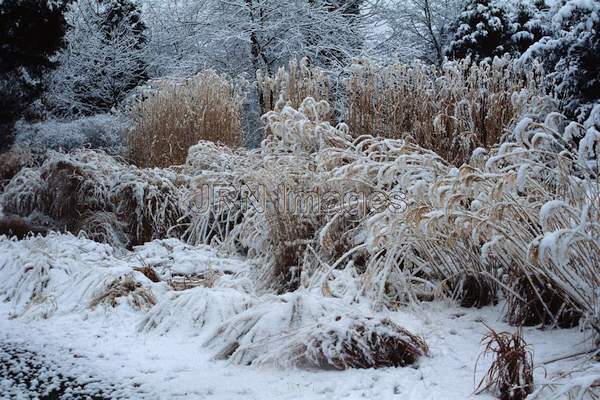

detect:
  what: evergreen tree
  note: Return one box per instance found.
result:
[551,1,600,121]
[510,0,550,55]
[0,0,69,151]
[446,0,513,62]
[522,0,600,121]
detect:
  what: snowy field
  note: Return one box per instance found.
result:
[0,234,596,400]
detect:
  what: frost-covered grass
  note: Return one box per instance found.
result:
[0,234,594,399]
[0,146,38,190]
[206,291,428,369]
[2,150,187,248]
[176,96,600,341]
[0,234,139,319]
[256,56,543,166]
[2,95,598,337]
[257,58,331,117]
[127,71,245,168]
[346,55,545,165]
[0,234,430,373]
[0,231,598,397]
[1,79,599,396]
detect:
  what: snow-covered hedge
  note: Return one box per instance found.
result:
[14,114,127,154]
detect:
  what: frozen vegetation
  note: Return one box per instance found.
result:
[1,94,599,398]
[1,0,599,399]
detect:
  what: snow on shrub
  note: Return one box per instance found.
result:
[14,114,126,154]
[508,0,550,55]
[446,0,513,62]
[521,0,600,122]
[206,291,428,369]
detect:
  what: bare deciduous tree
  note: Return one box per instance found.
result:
[366,0,464,65]
[46,0,148,116]
[143,0,364,77]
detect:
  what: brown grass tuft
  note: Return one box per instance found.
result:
[90,273,157,311]
[134,265,160,283]
[2,150,187,248]
[207,293,428,369]
[304,316,429,370]
[476,325,534,400]
[507,275,582,329]
[447,273,498,309]
[127,70,245,168]
[40,159,100,223]
[267,204,318,293]
[0,146,37,189]
[257,58,330,116]
[74,211,129,248]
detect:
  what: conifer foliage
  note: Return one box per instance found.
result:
[0,0,69,151]
[547,0,600,121]
[446,0,513,61]
[518,0,600,122]
[510,0,550,54]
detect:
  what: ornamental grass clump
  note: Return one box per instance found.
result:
[127,70,244,168]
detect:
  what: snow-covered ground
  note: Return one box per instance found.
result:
[0,234,596,400]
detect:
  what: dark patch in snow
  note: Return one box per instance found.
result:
[0,342,150,399]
